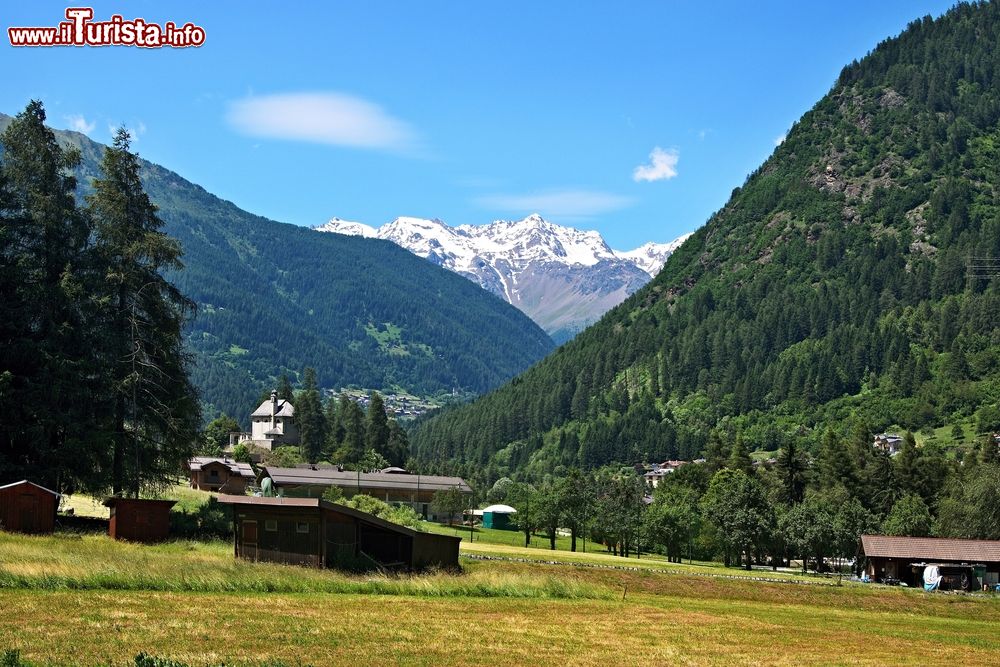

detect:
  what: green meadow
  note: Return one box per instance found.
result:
[2,532,999,666]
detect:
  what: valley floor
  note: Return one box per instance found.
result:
[2,533,999,665]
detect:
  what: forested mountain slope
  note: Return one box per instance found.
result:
[0,116,555,423]
[412,2,1000,481]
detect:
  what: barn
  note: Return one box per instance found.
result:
[218,494,461,570]
[0,480,59,534]
[860,534,1000,590]
[104,497,176,543]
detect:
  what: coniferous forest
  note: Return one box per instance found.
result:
[410,2,1000,540]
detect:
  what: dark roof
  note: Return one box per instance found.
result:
[0,480,60,497]
[217,494,461,542]
[259,466,473,493]
[188,457,255,478]
[103,497,177,509]
[861,535,1000,562]
[251,399,294,418]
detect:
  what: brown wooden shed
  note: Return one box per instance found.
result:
[0,480,60,534]
[218,495,461,570]
[103,497,176,543]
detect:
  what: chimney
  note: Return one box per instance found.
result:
[270,389,278,429]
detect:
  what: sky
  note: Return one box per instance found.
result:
[1,1,959,250]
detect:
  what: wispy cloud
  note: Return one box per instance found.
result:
[107,120,147,140]
[227,92,417,152]
[775,133,786,146]
[632,146,679,183]
[475,189,633,219]
[65,114,95,135]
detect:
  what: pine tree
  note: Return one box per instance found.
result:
[385,420,410,467]
[277,373,295,402]
[0,100,97,490]
[88,127,200,494]
[338,398,366,463]
[775,439,808,504]
[366,391,390,456]
[295,367,326,462]
[728,433,753,475]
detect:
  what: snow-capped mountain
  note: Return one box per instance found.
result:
[315,214,690,342]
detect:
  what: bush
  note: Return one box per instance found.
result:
[343,494,423,530]
[170,497,232,540]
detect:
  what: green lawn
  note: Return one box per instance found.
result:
[3,531,999,665]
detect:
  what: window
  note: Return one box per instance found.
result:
[209,469,219,479]
[296,521,309,534]
[264,519,277,532]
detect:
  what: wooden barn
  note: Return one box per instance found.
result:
[104,497,176,543]
[860,534,1000,590]
[0,480,59,534]
[218,495,461,570]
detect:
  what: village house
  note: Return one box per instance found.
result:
[257,466,472,521]
[186,457,256,493]
[643,460,688,488]
[227,390,300,452]
[860,534,1000,591]
[873,433,904,456]
[218,494,461,570]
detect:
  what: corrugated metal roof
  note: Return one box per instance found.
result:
[0,480,60,497]
[250,399,294,418]
[861,534,1000,562]
[259,466,472,493]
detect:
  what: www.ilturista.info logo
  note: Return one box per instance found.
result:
[8,7,205,48]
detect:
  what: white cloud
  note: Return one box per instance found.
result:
[632,146,679,183]
[226,92,416,152]
[107,121,147,141]
[775,133,786,146]
[475,189,632,219]
[65,114,95,135]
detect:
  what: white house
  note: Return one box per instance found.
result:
[247,390,299,450]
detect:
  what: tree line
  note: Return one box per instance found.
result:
[0,101,199,494]
[485,427,1000,570]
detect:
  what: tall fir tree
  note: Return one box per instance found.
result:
[0,100,102,490]
[88,127,200,494]
[366,391,390,457]
[295,367,326,462]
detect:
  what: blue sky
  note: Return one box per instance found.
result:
[2,1,957,249]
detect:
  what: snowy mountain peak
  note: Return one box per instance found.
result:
[315,214,691,341]
[615,232,694,277]
[315,217,378,238]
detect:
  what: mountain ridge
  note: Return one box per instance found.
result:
[0,112,556,423]
[316,214,690,341]
[409,1,1000,485]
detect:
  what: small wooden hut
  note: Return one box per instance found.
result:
[0,480,60,534]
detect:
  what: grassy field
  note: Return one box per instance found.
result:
[2,532,1000,665]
